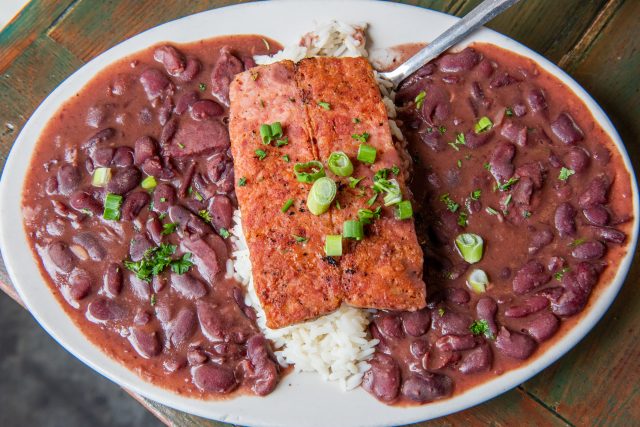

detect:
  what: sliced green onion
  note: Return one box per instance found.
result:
[352,132,370,143]
[294,160,325,183]
[382,179,402,206]
[328,151,354,177]
[348,176,364,188]
[259,124,272,144]
[343,220,364,240]
[395,200,413,220]
[270,122,283,139]
[141,175,157,190]
[307,177,337,215]
[281,198,294,213]
[415,91,426,109]
[103,193,123,221]
[255,149,267,160]
[317,101,331,110]
[357,143,377,164]
[92,167,112,187]
[366,193,378,206]
[357,207,381,224]
[455,233,484,264]
[467,269,489,294]
[474,116,493,133]
[324,235,343,256]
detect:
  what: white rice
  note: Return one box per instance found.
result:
[228,21,409,391]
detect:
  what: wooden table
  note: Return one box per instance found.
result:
[1,1,638,425]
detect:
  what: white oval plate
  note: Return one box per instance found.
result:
[0,1,638,426]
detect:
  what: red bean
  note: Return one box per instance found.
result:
[85,127,115,147]
[528,229,553,255]
[458,343,492,374]
[438,47,481,73]
[178,57,201,82]
[191,100,224,120]
[420,84,451,125]
[57,164,81,196]
[464,129,493,149]
[152,183,176,213]
[504,296,549,318]
[121,191,150,221]
[410,340,430,358]
[489,141,516,184]
[490,72,519,88]
[207,195,233,231]
[112,147,134,167]
[170,273,207,300]
[168,308,197,347]
[432,309,472,336]
[175,91,199,115]
[246,335,279,396]
[153,45,186,76]
[72,232,106,261]
[192,363,238,393]
[590,226,626,244]
[134,136,158,164]
[67,269,92,301]
[564,147,590,172]
[550,112,584,145]
[513,260,551,294]
[129,275,151,301]
[128,327,162,358]
[526,88,548,113]
[578,175,610,208]
[402,309,431,337]
[554,202,577,237]
[129,233,154,262]
[69,191,102,215]
[362,353,401,402]
[583,204,609,226]
[444,287,470,305]
[47,241,76,272]
[91,147,115,167]
[495,327,537,359]
[197,301,225,342]
[146,216,163,245]
[104,263,123,297]
[476,297,498,337]
[401,373,452,403]
[210,46,244,106]
[522,311,559,342]
[435,334,476,351]
[86,298,127,323]
[500,121,527,147]
[139,68,170,100]
[184,236,221,281]
[106,166,141,195]
[375,314,404,338]
[572,241,605,260]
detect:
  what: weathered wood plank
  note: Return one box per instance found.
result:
[522,1,640,424]
[0,0,77,72]
[0,34,83,170]
[47,0,253,63]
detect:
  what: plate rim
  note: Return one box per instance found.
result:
[0,1,638,426]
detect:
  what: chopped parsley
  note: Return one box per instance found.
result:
[198,210,212,223]
[351,132,370,143]
[293,234,308,243]
[391,165,400,175]
[569,238,586,247]
[366,193,378,206]
[440,193,459,213]
[349,176,364,188]
[483,162,492,171]
[352,117,361,124]
[123,243,193,281]
[469,319,493,339]
[255,149,267,160]
[497,177,519,191]
[449,132,466,151]
[438,125,447,135]
[238,177,247,187]
[471,189,482,200]
[282,154,290,162]
[317,101,331,110]
[218,228,230,239]
[414,91,426,109]
[457,211,468,227]
[198,83,206,92]
[558,167,576,181]
[438,307,445,317]
[161,222,178,235]
[474,116,493,133]
[505,107,514,117]
[554,267,570,281]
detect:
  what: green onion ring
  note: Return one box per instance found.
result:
[327,151,354,177]
[307,177,336,215]
[294,161,325,183]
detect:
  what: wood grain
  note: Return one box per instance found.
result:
[0,0,638,426]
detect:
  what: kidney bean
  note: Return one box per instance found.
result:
[187,347,208,366]
[464,129,493,149]
[152,183,175,213]
[432,309,471,336]
[513,260,551,294]
[410,340,430,358]
[401,373,452,403]
[552,262,598,316]
[157,95,174,126]
[85,105,110,129]
[420,84,451,125]
[245,335,279,396]
[139,107,153,125]
[554,202,577,237]
[168,308,197,347]
[170,273,207,300]
[179,57,201,82]
[168,205,210,236]
[106,166,141,195]
[547,256,565,273]
[128,327,162,358]
[495,327,537,359]
[445,287,470,305]
[205,195,232,231]
[572,241,605,260]
[139,68,170,100]
[192,363,238,393]
[160,117,179,146]
[550,112,584,145]
[91,147,114,167]
[129,234,153,263]
[437,47,481,73]
[133,136,157,164]
[47,241,76,272]
[426,349,459,370]
[592,145,611,165]
[134,310,151,326]
[375,314,404,339]
[45,176,58,194]
[458,343,492,374]
[175,91,199,115]
[476,297,498,337]
[583,205,609,226]
[504,296,549,318]
[500,121,527,147]
[362,353,401,402]
[141,157,163,178]
[197,301,226,342]
[210,46,244,106]
[67,269,92,301]
[401,309,431,337]
[578,175,610,208]
[435,334,476,352]
[512,177,533,206]
[564,147,590,173]
[191,100,224,120]
[491,72,519,88]
[528,229,553,255]
[489,142,516,184]
[121,191,150,221]
[112,147,133,167]
[526,87,548,113]
[72,233,106,261]
[523,311,560,342]
[104,263,123,297]
[69,191,102,215]
[154,45,186,76]
[184,236,221,281]
[146,217,163,246]
[129,275,151,301]
[57,164,81,196]
[590,226,626,244]
[86,298,126,323]
[85,128,116,147]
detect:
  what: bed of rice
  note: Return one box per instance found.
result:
[226,21,406,391]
